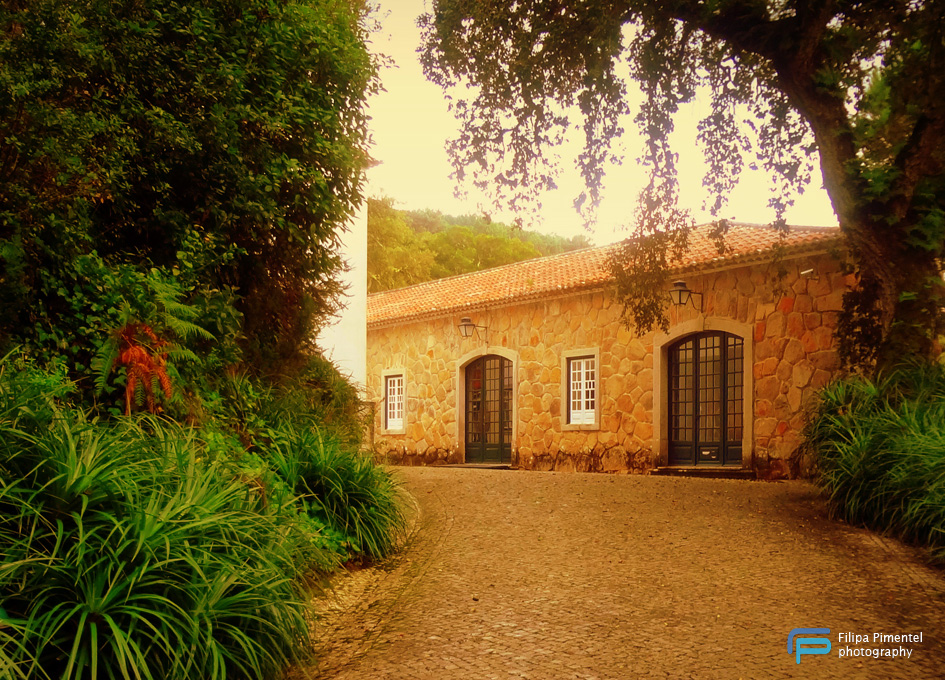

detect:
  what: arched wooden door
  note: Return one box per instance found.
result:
[465,355,512,464]
[668,332,744,466]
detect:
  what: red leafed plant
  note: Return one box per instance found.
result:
[112,323,173,415]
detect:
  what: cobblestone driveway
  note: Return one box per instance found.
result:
[295,467,945,679]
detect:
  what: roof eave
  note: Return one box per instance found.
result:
[366,240,842,330]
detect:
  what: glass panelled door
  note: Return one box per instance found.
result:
[465,355,512,464]
[669,333,743,466]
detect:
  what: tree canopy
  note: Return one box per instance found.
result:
[367,197,591,292]
[0,0,375,381]
[421,0,945,369]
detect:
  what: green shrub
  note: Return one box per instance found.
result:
[0,353,72,432]
[0,352,406,678]
[262,422,405,561]
[200,354,367,449]
[258,354,369,448]
[0,404,318,678]
[804,361,945,559]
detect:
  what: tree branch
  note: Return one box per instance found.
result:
[890,114,945,221]
[649,1,861,228]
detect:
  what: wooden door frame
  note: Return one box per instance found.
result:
[457,347,518,464]
[653,318,753,469]
[667,331,744,466]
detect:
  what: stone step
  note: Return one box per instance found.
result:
[442,463,512,470]
[650,466,757,480]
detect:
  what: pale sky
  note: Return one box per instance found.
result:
[365,0,839,246]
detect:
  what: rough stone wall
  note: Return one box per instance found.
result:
[366,253,849,476]
[368,314,463,466]
[739,258,849,477]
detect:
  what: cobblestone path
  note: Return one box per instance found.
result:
[293,467,945,680]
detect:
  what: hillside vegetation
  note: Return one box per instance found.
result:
[367,197,591,293]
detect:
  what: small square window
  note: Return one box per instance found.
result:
[385,374,404,431]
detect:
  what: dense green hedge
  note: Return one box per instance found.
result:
[804,362,945,560]
[0,0,376,374]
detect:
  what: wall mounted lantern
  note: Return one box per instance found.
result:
[668,280,703,311]
[799,267,820,281]
[458,316,488,339]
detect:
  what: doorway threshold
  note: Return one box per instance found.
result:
[651,467,756,480]
[443,463,512,470]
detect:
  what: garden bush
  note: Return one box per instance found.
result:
[262,422,405,561]
[804,361,945,559]
[0,358,405,679]
[0,421,311,678]
[0,0,393,675]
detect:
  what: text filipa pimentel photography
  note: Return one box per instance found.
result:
[788,628,927,664]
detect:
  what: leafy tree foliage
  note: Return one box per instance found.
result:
[367,197,591,292]
[404,205,593,256]
[421,0,945,369]
[0,0,375,381]
[367,197,439,292]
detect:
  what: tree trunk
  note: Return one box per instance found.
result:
[796,95,944,371]
[839,218,944,371]
[873,241,943,370]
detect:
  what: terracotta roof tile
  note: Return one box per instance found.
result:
[367,222,839,327]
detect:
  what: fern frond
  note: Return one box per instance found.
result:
[91,339,120,393]
[125,371,139,407]
[135,324,162,346]
[108,321,179,415]
[160,297,201,319]
[146,375,157,411]
[165,346,200,363]
[157,369,172,400]
[120,345,151,368]
[163,316,214,341]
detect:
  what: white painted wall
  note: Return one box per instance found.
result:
[317,204,367,393]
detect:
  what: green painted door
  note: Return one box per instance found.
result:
[465,355,512,464]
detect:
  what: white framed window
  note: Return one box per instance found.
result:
[568,356,596,425]
[385,374,404,431]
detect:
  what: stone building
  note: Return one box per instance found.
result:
[366,222,847,477]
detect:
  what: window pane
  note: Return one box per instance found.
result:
[726,336,744,442]
[698,336,722,442]
[386,375,404,429]
[671,341,694,441]
[568,356,596,424]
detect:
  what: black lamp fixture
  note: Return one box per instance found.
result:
[668,280,703,311]
[458,316,487,338]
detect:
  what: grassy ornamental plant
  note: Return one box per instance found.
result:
[0,419,313,679]
[262,422,406,561]
[804,362,945,560]
[0,358,406,680]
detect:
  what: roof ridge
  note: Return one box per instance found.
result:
[714,221,838,232]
